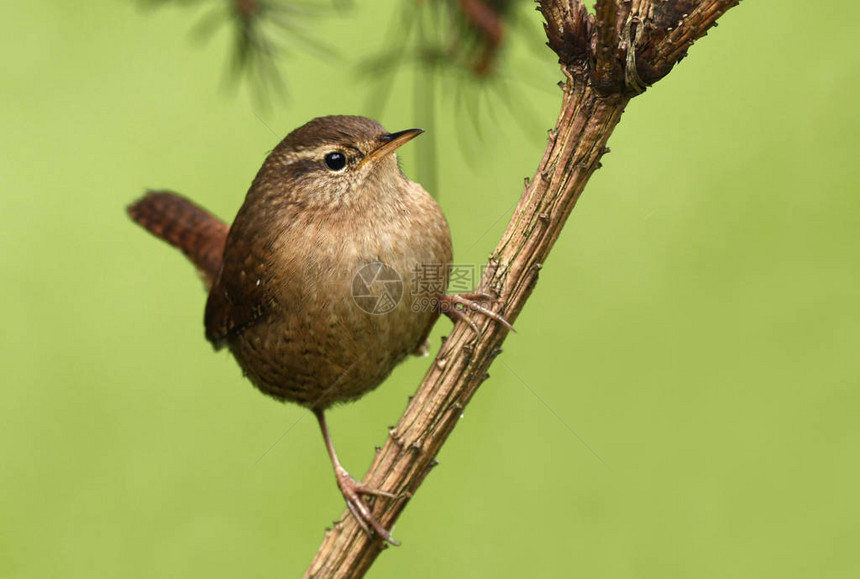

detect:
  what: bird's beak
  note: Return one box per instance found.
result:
[358,128,424,168]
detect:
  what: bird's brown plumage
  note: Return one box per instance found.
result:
[130,116,452,410]
[204,116,452,408]
[128,116,457,544]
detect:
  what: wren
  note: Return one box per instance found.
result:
[127,115,510,544]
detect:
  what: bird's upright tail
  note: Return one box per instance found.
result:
[127,191,229,289]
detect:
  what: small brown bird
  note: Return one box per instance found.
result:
[128,115,509,544]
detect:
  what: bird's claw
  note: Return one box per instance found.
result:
[437,292,514,334]
[335,468,400,546]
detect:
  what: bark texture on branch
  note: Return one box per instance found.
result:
[305,1,740,576]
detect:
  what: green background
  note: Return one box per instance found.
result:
[2,1,858,577]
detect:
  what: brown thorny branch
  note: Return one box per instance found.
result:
[305,1,740,576]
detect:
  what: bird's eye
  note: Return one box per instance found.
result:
[324,151,347,172]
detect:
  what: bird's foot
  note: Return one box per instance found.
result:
[437,292,514,334]
[334,467,400,546]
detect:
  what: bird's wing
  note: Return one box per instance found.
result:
[203,225,275,349]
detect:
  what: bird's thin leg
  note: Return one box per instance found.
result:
[437,292,514,334]
[313,409,400,546]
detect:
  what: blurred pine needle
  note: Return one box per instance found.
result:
[361,0,547,196]
[139,0,336,109]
